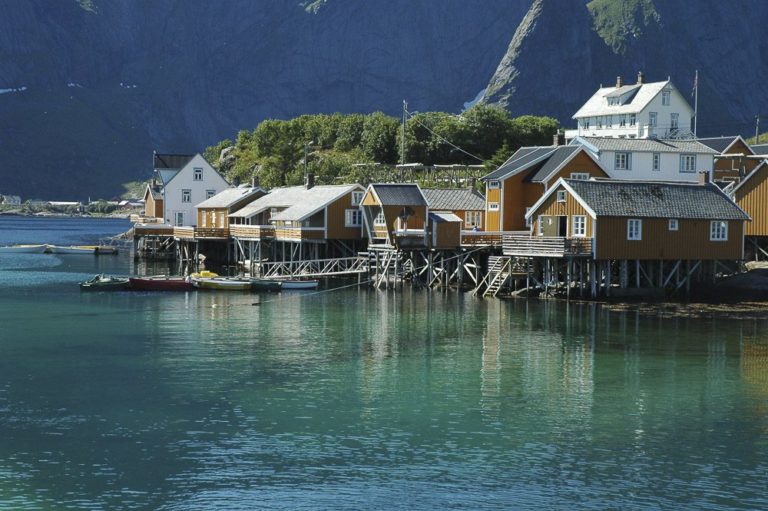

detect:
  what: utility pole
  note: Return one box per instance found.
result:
[755,116,760,144]
[693,69,698,138]
[401,100,407,166]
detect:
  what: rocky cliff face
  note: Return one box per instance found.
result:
[483,0,768,137]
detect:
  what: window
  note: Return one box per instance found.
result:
[206,189,216,199]
[570,172,590,180]
[583,118,590,130]
[669,219,678,231]
[629,113,636,126]
[606,115,613,128]
[627,219,642,240]
[525,207,532,228]
[680,154,696,173]
[193,168,203,181]
[488,202,500,211]
[597,116,603,129]
[662,90,671,106]
[374,211,386,225]
[710,221,728,241]
[465,211,482,229]
[608,97,619,106]
[649,112,657,127]
[351,191,364,205]
[653,153,660,171]
[556,190,566,203]
[488,180,500,190]
[615,152,632,171]
[619,114,627,127]
[572,216,586,237]
[345,209,362,227]
[182,189,191,203]
[671,113,679,130]
[175,212,184,226]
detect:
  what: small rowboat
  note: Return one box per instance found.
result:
[80,274,130,291]
[280,279,319,290]
[48,245,96,254]
[193,277,253,291]
[0,244,50,254]
[128,276,194,291]
[249,278,282,291]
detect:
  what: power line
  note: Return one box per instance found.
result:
[403,105,486,163]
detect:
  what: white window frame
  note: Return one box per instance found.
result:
[206,189,216,199]
[627,219,642,241]
[710,221,728,241]
[652,153,660,171]
[629,113,636,126]
[671,112,679,130]
[662,90,671,106]
[556,190,566,203]
[181,189,191,203]
[351,191,364,206]
[572,215,587,238]
[465,211,482,229]
[345,209,362,227]
[583,118,590,130]
[615,152,632,171]
[570,172,590,180]
[649,112,657,127]
[374,210,386,226]
[619,114,627,127]
[175,212,184,226]
[488,180,500,190]
[488,202,500,212]
[597,116,603,128]
[668,219,678,231]
[680,154,696,173]
[193,167,203,181]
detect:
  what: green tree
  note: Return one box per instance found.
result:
[360,112,399,163]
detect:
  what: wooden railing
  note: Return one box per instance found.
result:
[133,224,174,236]
[230,224,275,240]
[194,227,228,239]
[503,235,593,258]
[173,226,195,239]
[274,227,325,241]
[461,230,526,247]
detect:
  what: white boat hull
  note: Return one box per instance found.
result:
[0,244,50,254]
[48,245,96,254]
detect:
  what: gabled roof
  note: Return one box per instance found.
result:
[368,184,427,206]
[573,80,686,118]
[195,186,264,209]
[145,183,162,200]
[750,143,768,155]
[422,188,485,211]
[157,169,179,185]
[230,184,361,221]
[525,146,587,183]
[429,212,462,223]
[482,146,556,181]
[554,179,748,220]
[574,137,717,155]
[154,153,195,170]
[732,161,768,195]
[697,136,753,154]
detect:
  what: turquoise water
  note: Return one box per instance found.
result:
[1,217,767,510]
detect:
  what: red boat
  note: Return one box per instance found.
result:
[128,276,194,291]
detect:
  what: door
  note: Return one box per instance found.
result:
[175,212,184,226]
[558,216,568,236]
[538,215,557,236]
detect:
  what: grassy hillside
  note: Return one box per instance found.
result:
[587,0,661,54]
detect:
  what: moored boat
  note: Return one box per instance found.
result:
[128,275,194,291]
[80,274,130,291]
[279,279,319,290]
[48,245,96,254]
[192,277,253,291]
[0,244,50,254]
[249,278,282,291]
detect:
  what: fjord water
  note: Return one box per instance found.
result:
[1,217,767,510]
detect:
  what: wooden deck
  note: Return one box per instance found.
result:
[274,227,325,241]
[230,224,275,240]
[461,230,527,247]
[503,235,593,258]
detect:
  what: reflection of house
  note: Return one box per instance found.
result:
[422,187,485,230]
[360,183,429,248]
[145,153,229,226]
[569,73,694,139]
[522,176,748,261]
[698,136,758,181]
[482,145,607,232]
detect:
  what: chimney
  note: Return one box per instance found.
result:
[616,75,623,88]
[553,131,566,146]
[697,171,710,185]
[305,173,315,189]
[637,71,645,84]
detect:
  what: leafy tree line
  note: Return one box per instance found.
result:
[203,105,559,189]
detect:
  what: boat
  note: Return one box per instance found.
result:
[95,246,119,255]
[279,279,319,290]
[128,275,194,291]
[192,277,253,291]
[48,245,96,254]
[0,244,50,254]
[249,278,282,292]
[80,274,130,291]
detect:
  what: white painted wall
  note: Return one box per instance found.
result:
[597,150,714,182]
[161,154,230,226]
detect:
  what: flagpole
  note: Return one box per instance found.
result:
[693,70,698,137]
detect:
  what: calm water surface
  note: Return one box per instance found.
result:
[0,217,767,510]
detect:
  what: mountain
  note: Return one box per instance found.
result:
[482,0,768,138]
[1,0,767,200]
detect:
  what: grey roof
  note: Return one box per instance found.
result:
[370,184,427,206]
[429,212,462,223]
[422,188,485,211]
[565,179,748,220]
[195,186,263,209]
[154,153,195,170]
[697,136,748,154]
[751,143,768,155]
[604,83,641,99]
[577,137,718,154]
[157,169,179,185]
[230,184,360,220]
[146,184,162,200]
[526,146,583,183]
[732,161,768,195]
[483,146,556,180]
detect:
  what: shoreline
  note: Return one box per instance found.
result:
[0,210,132,219]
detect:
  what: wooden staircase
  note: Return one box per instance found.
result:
[473,256,511,297]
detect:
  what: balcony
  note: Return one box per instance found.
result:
[194,227,229,239]
[230,224,275,240]
[503,235,593,258]
[173,226,195,239]
[460,230,526,247]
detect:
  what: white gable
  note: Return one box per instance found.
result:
[160,154,230,226]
